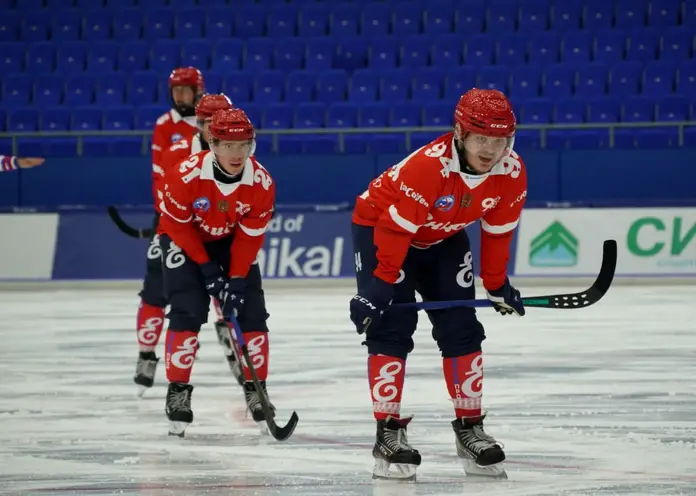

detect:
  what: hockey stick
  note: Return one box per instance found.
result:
[106,206,154,239]
[224,312,299,441]
[393,239,617,311]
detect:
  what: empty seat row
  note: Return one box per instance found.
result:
[2,97,693,135]
[4,127,696,159]
[3,64,694,109]
[3,2,693,42]
[3,29,695,76]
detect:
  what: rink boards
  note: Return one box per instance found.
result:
[0,207,694,281]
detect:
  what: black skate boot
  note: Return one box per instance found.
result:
[165,382,194,438]
[243,381,275,433]
[372,416,421,481]
[133,351,159,397]
[215,320,244,386]
[452,415,507,478]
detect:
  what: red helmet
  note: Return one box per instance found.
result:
[195,94,233,121]
[454,88,516,138]
[209,108,255,141]
[168,67,205,92]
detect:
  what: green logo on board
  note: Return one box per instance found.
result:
[529,221,578,267]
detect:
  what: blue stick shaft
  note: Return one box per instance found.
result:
[391,299,495,311]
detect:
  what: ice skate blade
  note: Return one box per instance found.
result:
[136,385,149,398]
[372,458,417,481]
[168,421,189,438]
[462,459,507,479]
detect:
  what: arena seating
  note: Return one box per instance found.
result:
[1,0,695,154]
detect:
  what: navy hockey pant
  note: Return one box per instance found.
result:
[138,213,167,308]
[352,224,485,360]
[158,234,270,333]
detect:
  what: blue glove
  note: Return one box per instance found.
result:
[220,277,247,319]
[200,261,227,300]
[350,277,394,334]
[486,278,525,316]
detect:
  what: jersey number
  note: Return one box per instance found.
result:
[254,167,273,190]
[179,156,201,183]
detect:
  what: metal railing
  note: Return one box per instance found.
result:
[0,121,692,155]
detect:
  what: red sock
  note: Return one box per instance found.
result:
[368,354,406,420]
[164,330,199,384]
[240,331,269,381]
[136,301,165,352]
[443,351,483,419]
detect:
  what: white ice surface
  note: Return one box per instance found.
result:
[0,284,695,495]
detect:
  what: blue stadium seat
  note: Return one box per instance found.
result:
[594,31,626,63]
[254,70,284,103]
[361,4,391,36]
[330,5,360,37]
[575,64,608,97]
[22,12,50,43]
[431,34,463,66]
[73,106,103,130]
[555,99,587,123]
[444,67,476,100]
[661,27,694,61]
[626,29,659,61]
[497,35,526,66]
[381,70,411,103]
[0,12,20,43]
[615,0,648,29]
[175,9,205,39]
[223,72,252,103]
[656,95,689,121]
[104,106,135,130]
[455,3,485,33]
[262,103,293,129]
[135,104,167,130]
[268,6,298,37]
[118,41,148,72]
[648,3,681,28]
[144,9,174,39]
[182,40,211,69]
[400,37,430,68]
[128,72,158,105]
[150,40,182,73]
[206,8,234,39]
[294,102,325,128]
[562,32,592,64]
[510,66,541,99]
[543,65,574,98]
[34,75,64,106]
[326,102,357,127]
[51,12,81,42]
[317,70,348,103]
[204,71,222,94]
[528,33,560,65]
[478,66,509,92]
[241,103,262,129]
[677,65,696,94]
[286,71,316,102]
[236,6,266,38]
[587,97,620,122]
[520,98,553,124]
[551,3,582,31]
[299,5,329,37]
[393,4,422,36]
[26,43,56,73]
[609,62,642,95]
[95,73,126,106]
[83,11,112,41]
[390,103,421,127]
[274,38,305,72]
[465,35,494,65]
[411,68,445,102]
[213,39,243,71]
[359,103,389,128]
[422,101,451,126]
[3,75,32,108]
[8,109,39,132]
[368,37,398,68]
[643,62,677,95]
[622,96,655,122]
[0,43,24,73]
[245,38,275,71]
[87,42,118,73]
[64,74,95,106]
[488,4,517,33]
[42,107,72,131]
[113,10,142,40]
[335,37,369,71]
[57,41,87,73]
[349,69,379,102]
[519,5,549,32]
[584,4,613,30]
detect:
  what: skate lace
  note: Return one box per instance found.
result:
[136,358,157,378]
[460,424,501,453]
[385,427,414,452]
[169,390,191,412]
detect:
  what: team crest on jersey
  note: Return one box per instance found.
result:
[218,200,230,212]
[170,133,184,144]
[460,193,473,208]
[193,196,210,212]
[434,195,455,212]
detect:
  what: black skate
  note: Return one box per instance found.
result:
[215,320,244,386]
[133,351,159,397]
[452,415,507,478]
[243,381,275,433]
[372,416,421,481]
[165,382,194,438]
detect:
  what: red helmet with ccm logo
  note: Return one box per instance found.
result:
[454,88,516,138]
[209,108,255,141]
[195,94,233,121]
[168,67,205,92]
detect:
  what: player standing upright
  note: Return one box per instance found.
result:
[157,108,276,437]
[133,67,205,396]
[350,88,527,480]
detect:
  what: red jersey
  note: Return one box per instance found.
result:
[158,150,275,278]
[151,109,198,209]
[352,133,528,291]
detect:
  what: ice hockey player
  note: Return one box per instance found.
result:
[1,155,45,171]
[133,67,205,396]
[157,108,276,437]
[349,88,527,481]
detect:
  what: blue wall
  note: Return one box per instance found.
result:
[2,149,696,209]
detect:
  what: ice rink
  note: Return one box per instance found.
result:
[1,282,695,496]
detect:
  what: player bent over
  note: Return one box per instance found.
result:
[350,88,527,480]
[157,108,276,437]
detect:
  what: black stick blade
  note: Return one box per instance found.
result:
[107,206,153,239]
[268,411,299,442]
[522,239,617,309]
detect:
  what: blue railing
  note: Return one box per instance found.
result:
[0,121,693,155]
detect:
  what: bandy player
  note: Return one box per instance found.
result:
[1,155,45,172]
[157,108,276,437]
[350,88,527,480]
[133,67,205,395]
[133,93,247,394]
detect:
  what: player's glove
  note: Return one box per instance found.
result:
[350,277,394,334]
[200,262,227,301]
[220,277,247,319]
[486,278,525,316]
